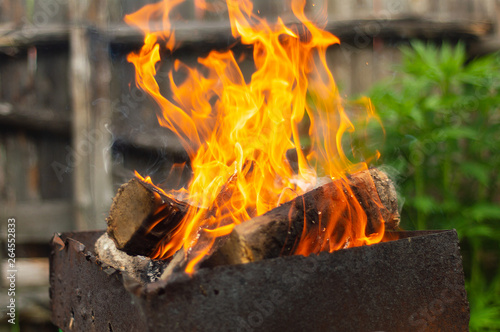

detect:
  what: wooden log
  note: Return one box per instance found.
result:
[159,172,240,280]
[107,170,239,259]
[161,168,400,277]
[205,168,400,267]
[106,177,189,257]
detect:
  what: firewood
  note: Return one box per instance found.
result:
[106,177,189,257]
[205,168,400,267]
[159,172,239,280]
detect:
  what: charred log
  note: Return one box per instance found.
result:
[106,177,189,257]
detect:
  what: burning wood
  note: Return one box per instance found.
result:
[206,168,400,267]
[107,0,403,275]
[105,167,398,277]
[156,168,400,276]
[106,171,238,258]
[106,177,189,257]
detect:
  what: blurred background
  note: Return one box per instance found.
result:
[0,0,499,330]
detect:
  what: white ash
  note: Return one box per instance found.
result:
[94,233,165,283]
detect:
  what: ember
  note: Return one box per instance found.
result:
[117,0,388,273]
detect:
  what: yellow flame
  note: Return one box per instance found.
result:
[126,0,383,273]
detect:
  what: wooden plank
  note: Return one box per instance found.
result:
[0,15,493,52]
[327,44,352,97]
[0,47,71,134]
[469,35,500,57]
[481,0,498,21]
[355,0,374,18]
[89,1,114,230]
[327,18,493,40]
[0,0,12,24]
[108,50,179,152]
[0,130,71,202]
[328,0,353,21]
[31,0,68,25]
[0,129,74,247]
[405,0,428,15]
[38,134,73,200]
[3,132,40,202]
[469,0,500,55]
[1,258,49,287]
[69,0,93,230]
[0,104,70,135]
[0,200,74,242]
[35,47,71,113]
[107,17,494,47]
[107,0,160,24]
[0,0,27,26]
[0,24,69,49]
[68,0,113,230]
[0,0,495,50]
[372,41,401,82]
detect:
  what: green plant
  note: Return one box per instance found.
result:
[367,40,500,330]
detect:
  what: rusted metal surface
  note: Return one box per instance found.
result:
[50,231,145,332]
[50,230,469,331]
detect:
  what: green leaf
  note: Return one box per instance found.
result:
[468,272,500,331]
[421,95,442,112]
[465,204,500,222]
[412,195,438,214]
[456,223,497,239]
[439,41,466,79]
[432,127,479,141]
[470,305,500,331]
[408,106,425,127]
[459,162,490,186]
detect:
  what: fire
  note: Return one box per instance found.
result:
[125,0,383,273]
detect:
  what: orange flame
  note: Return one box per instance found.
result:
[125,0,383,273]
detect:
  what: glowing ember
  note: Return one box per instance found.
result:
[125,0,383,273]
